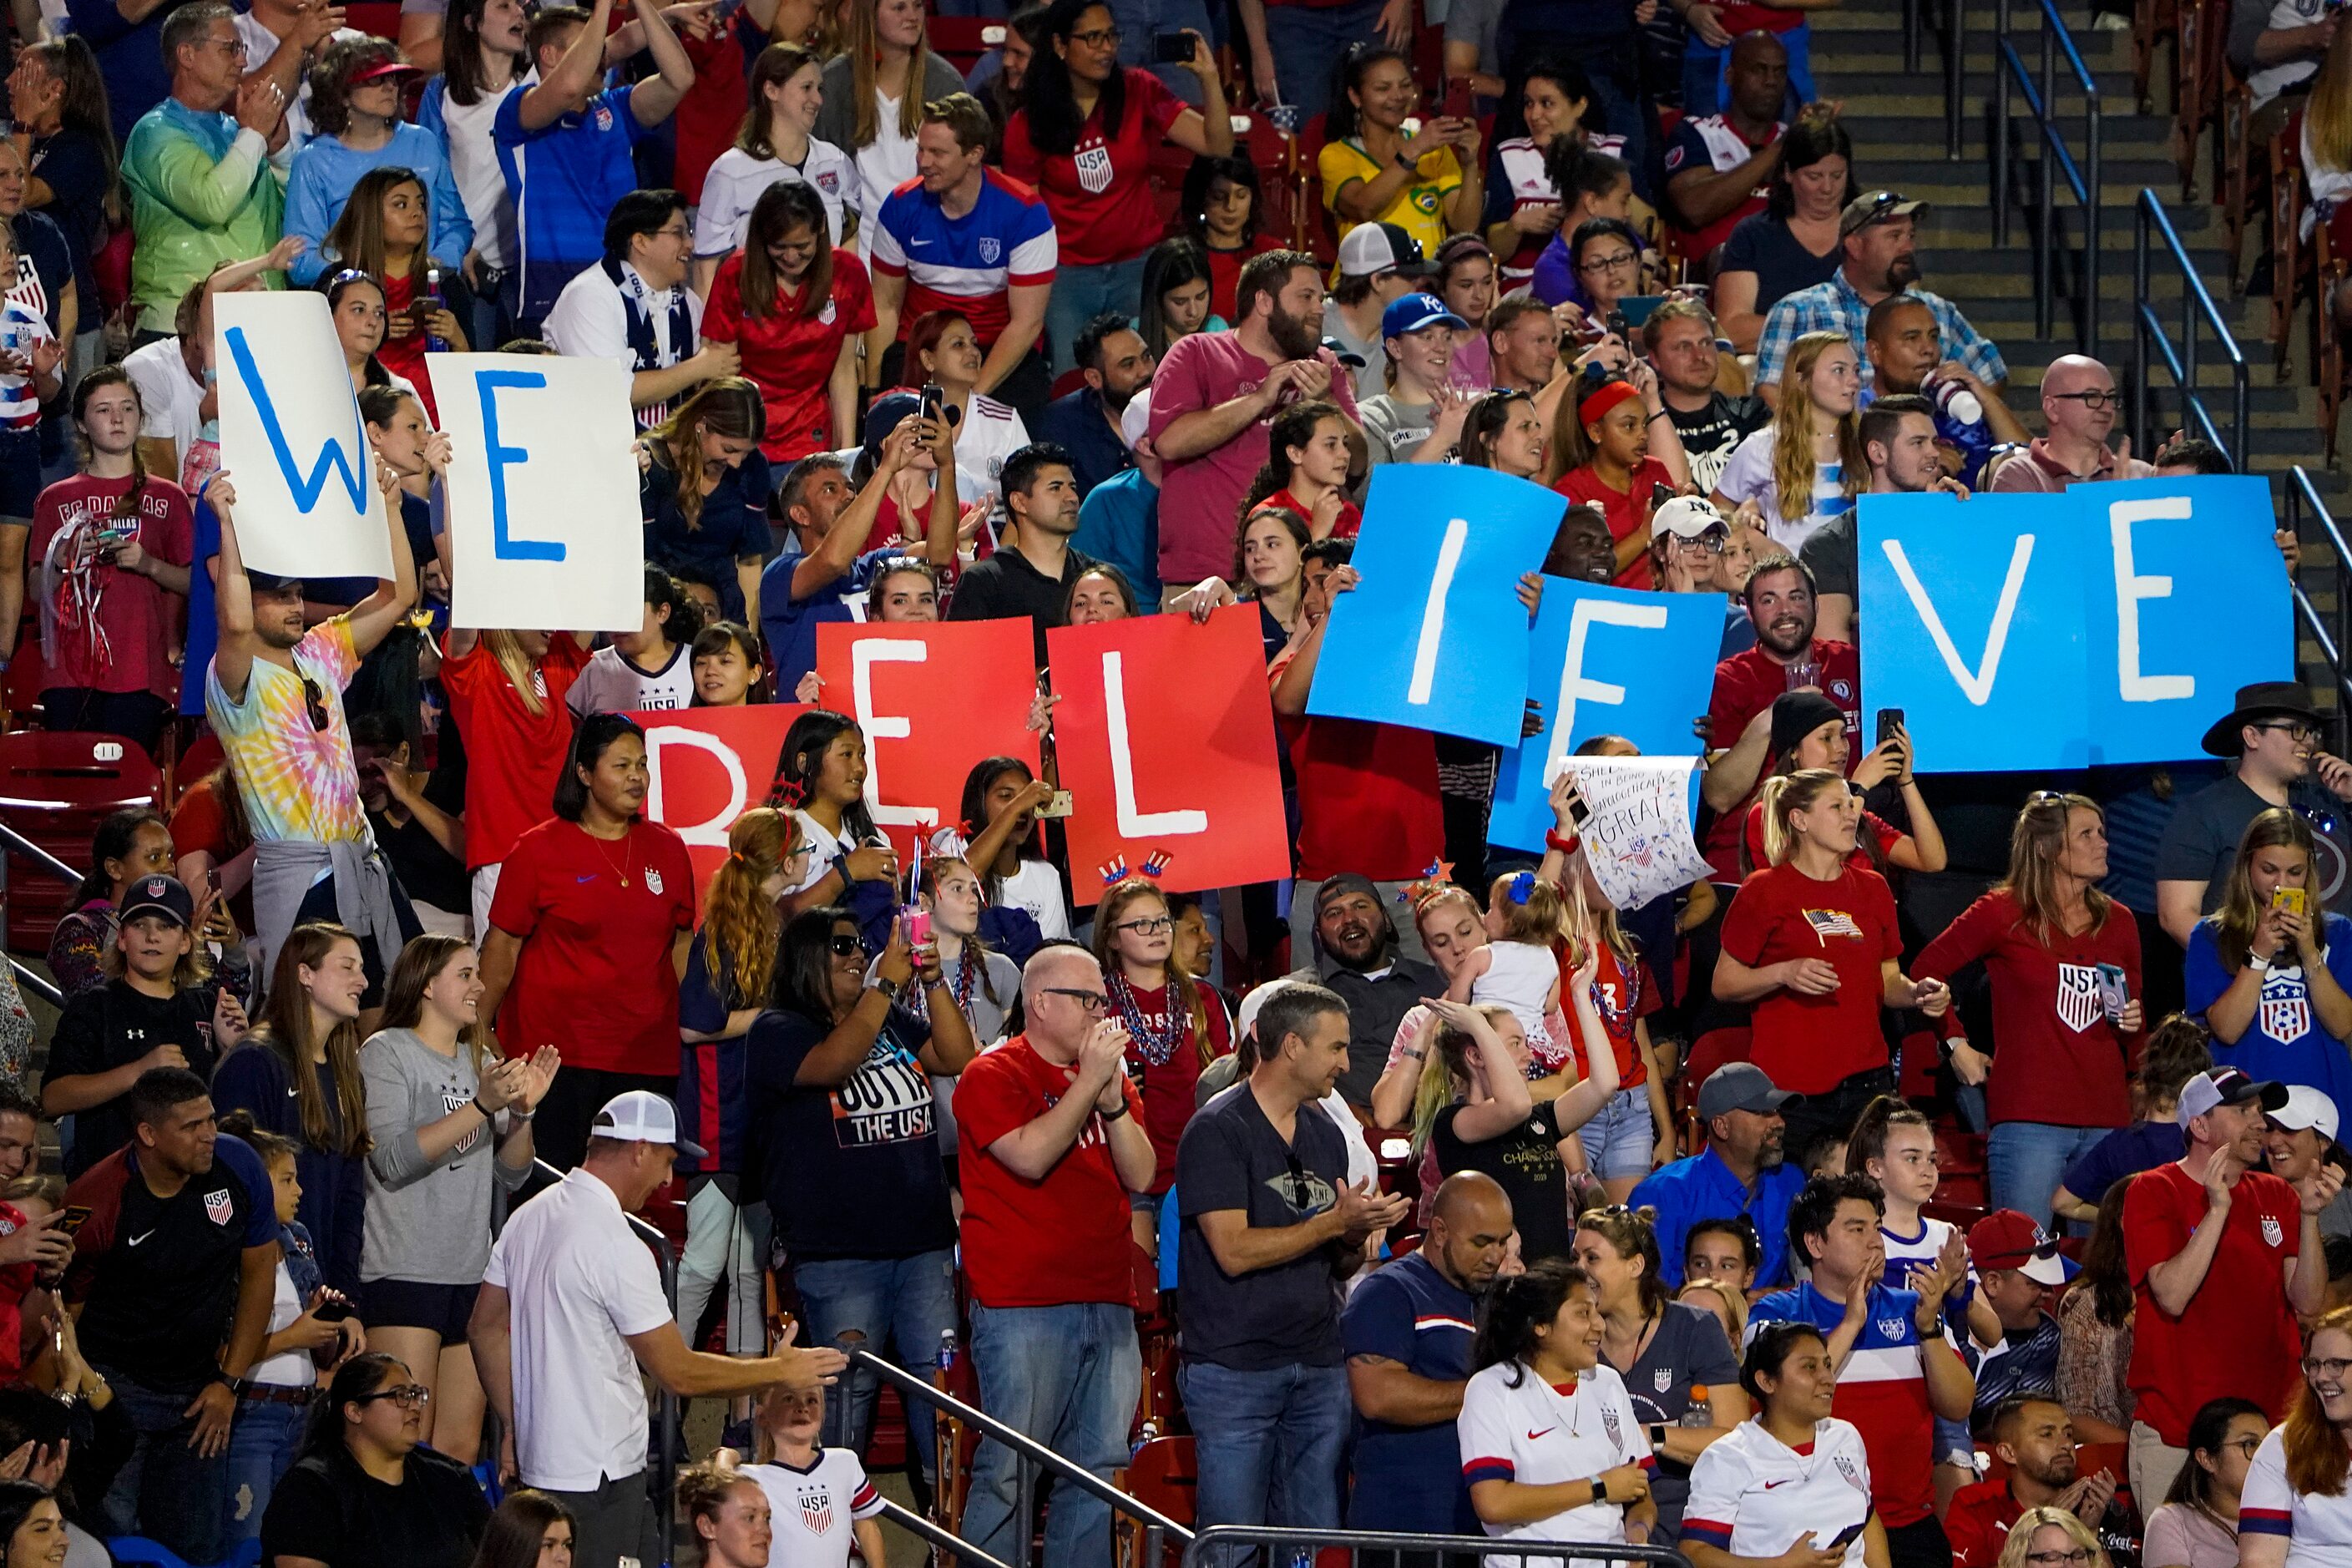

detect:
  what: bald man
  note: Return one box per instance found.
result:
[1341,1172,1515,1535]
[1988,354,2157,491]
[953,944,1157,1568]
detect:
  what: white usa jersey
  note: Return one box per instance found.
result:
[1458,1359,1655,1568]
[743,1452,885,1568]
[948,392,1031,500]
[1685,1418,1874,1567]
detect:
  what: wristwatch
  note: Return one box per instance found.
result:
[1647,1423,1668,1454]
[1395,150,1418,172]
[1589,1479,1609,1507]
[872,974,904,1004]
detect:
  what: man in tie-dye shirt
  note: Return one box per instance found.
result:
[203,464,422,999]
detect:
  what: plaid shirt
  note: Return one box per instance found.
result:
[1754,271,2007,392]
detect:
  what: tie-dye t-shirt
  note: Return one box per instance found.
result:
[205,618,367,844]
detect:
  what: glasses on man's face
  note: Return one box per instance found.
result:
[2256,720,2322,744]
[2049,389,2118,411]
[1070,25,1121,45]
[1042,986,1108,1013]
[1578,250,1639,276]
[1115,915,1175,935]
[2024,1552,2093,1567]
[301,677,329,733]
[2305,1355,2352,1381]
[205,33,249,55]
[357,1384,432,1409]
[827,933,865,958]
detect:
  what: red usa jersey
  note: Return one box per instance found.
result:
[1458,1360,1654,1565]
[742,1452,884,1567]
[1684,1417,1874,1567]
[870,169,1058,348]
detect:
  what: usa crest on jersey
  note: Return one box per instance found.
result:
[205,1191,234,1226]
[979,236,1002,264]
[2053,963,2102,1033]
[2263,968,2313,1042]
[645,868,665,896]
[1655,1368,1673,1393]
[797,1487,833,1535]
[1075,138,1114,194]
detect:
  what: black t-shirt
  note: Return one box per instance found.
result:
[745,1005,955,1260]
[1434,1099,1574,1262]
[63,1133,277,1388]
[945,544,1095,664]
[1800,512,1858,603]
[1720,212,1844,320]
[1176,1085,1352,1371]
[1670,392,1770,497]
[27,130,104,314]
[8,210,70,338]
[371,807,470,918]
[260,1445,491,1568]
[43,979,222,1178]
[2157,774,2352,915]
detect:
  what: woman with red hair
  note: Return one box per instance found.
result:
[2238,1303,2352,1568]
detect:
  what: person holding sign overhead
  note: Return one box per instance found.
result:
[205,455,422,999]
[1712,769,1950,1154]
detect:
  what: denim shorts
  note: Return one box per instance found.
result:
[1582,1085,1657,1180]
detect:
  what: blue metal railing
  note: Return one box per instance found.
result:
[1902,0,1965,159]
[1990,0,2102,349]
[2130,188,2249,472]
[2286,464,2352,752]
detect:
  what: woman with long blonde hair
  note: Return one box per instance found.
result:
[361,933,555,1462]
[814,0,963,245]
[642,378,771,625]
[1913,789,2142,1222]
[1710,330,1864,553]
[2186,807,2352,1120]
[213,923,376,1295]
[1093,874,1232,1252]
[677,808,805,1363]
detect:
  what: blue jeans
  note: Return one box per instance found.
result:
[1679,24,1815,118]
[960,1302,1143,1568]
[792,1249,958,1484]
[94,1368,228,1565]
[1989,1120,2112,1227]
[222,1398,309,1545]
[1262,0,1383,119]
[1044,255,1151,374]
[1178,1359,1351,1535]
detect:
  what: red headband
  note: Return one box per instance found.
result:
[1578,379,1642,428]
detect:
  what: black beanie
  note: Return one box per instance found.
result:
[1770,690,1848,759]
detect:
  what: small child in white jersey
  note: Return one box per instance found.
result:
[732,1383,887,1568]
[0,223,61,527]
[1453,869,1565,1043]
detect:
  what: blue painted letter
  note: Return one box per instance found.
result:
[225,326,369,513]
[478,369,563,562]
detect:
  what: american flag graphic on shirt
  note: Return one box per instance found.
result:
[1803,908,1864,940]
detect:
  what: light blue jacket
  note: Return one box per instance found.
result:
[282,122,473,286]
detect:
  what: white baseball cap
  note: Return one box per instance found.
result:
[2270,1083,2342,1141]
[593,1090,706,1159]
[1121,386,1153,452]
[1653,495,1728,541]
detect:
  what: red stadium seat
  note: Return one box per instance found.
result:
[928,15,994,75]
[346,1,400,38]
[0,731,159,953]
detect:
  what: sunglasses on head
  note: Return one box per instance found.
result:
[301,677,329,732]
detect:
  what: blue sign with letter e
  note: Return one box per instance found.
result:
[1489,576,1725,852]
[1304,464,1560,746]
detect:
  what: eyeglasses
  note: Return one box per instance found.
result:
[827,933,865,957]
[301,677,329,733]
[1577,250,1639,275]
[2255,720,2322,744]
[1849,190,1908,226]
[1069,25,1121,45]
[2024,1552,2093,1566]
[2048,389,2119,411]
[1114,915,1175,935]
[2305,1356,2352,1380]
[2222,1436,2264,1457]
[202,33,248,55]
[1041,987,1108,1012]
[356,1384,432,1409]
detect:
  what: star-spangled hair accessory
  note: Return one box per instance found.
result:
[1140,848,1173,880]
[1397,859,1456,902]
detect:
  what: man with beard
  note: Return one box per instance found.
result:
[1805,393,1968,643]
[2157,681,2352,944]
[1697,553,1859,877]
[1289,873,1439,1112]
[1756,193,2006,404]
[2122,1066,2329,1509]
[948,441,1090,662]
[205,461,422,998]
[1035,314,1156,497]
[1864,296,2025,487]
[1341,1171,1513,1535]
[1946,1396,2135,1568]
[1987,354,2156,491]
[1647,299,1767,497]
[1631,1061,1808,1288]
[1149,250,1360,607]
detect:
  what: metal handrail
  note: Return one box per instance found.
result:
[2130,187,2249,472]
[850,1348,1194,1568]
[1990,0,2102,349]
[2286,464,2352,752]
[0,819,85,888]
[12,962,56,1008]
[1902,0,1965,159]
[872,1498,1015,1568]
[1183,1526,1699,1567]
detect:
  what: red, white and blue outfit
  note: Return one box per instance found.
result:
[2241,1421,2352,1564]
[1683,1417,1874,1567]
[741,1451,886,1568]
[1458,1359,1655,1567]
[1745,1281,1942,1530]
[868,170,1057,351]
[1341,1250,1478,1533]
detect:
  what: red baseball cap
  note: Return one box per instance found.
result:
[351,59,422,83]
[1966,1209,2074,1286]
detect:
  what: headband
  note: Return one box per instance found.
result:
[1578,379,1642,428]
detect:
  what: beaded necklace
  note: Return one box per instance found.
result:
[1108,968,1188,1066]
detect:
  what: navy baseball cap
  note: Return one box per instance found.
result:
[1382,292,1468,341]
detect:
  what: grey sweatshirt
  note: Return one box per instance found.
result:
[360,1028,528,1285]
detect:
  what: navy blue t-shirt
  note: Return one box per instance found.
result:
[1339,1251,1478,1533]
[642,451,774,622]
[676,934,751,1180]
[2060,1119,2184,1206]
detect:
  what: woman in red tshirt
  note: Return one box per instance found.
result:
[440,627,589,937]
[1002,0,1234,370]
[1239,399,1363,542]
[476,713,695,1168]
[1092,875,1231,1255]
[1913,792,2145,1222]
[1738,690,1945,879]
[1550,366,1689,589]
[701,180,874,466]
[1714,769,1950,1152]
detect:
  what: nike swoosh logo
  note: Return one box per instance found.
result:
[575,874,596,883]
[127,1232,153,1246]
[1526,1427,1555,1440]
[1763,1479,1793,1489]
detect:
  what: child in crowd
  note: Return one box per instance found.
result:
[691,622,767,706]
[567,564,702,716]
[1452,870,1565,1047]
[2051,1017,2214,1223]
[732,1385,887,1568]
[928,756,1071,941]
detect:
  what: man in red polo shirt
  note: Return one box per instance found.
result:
[953,945,1155,1568]
[2122,1067,2335,1512]
[1986,355,2158,493]
[1699,552,1859,875]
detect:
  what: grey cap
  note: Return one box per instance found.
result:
[1697,1061,1798,1123]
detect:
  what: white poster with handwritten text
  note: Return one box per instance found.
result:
[1552,756,1714,910]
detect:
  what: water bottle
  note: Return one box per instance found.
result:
[422,264,449,353]
[1131,1417,1160,1459]
[1679,1383,1712,1428]
[1926,374,1984,431]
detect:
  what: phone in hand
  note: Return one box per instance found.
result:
[1650,482,1675,510]
[2277,886,2310,917]
[1818,1521,1869,1554]
[53,1206,90,1239]
[1034,789,1075,819]
[312,1297,355,1324]
[903,906,933,948]
[2095,962,2129,1024]
[1152,28,1193,62]
[1441,74,1475,121]
[1606,309,1630,341]
[1876,707,1905,747]
[920,381,946,427]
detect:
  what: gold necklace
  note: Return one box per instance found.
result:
[586,823,635,888]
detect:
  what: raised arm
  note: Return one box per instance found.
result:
[625,0,698,129]
[517,0,615,132]
[343,461,421,658]
[209,478,257,702]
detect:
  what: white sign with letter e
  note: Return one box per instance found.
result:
[431,352,643,632]
[214,291,390,580]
